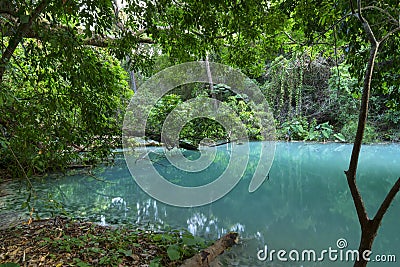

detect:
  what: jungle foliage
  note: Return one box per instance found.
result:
[146,83,265,147]
[1,2,400,267]
[0,44,132,178]
[0,0,399,178]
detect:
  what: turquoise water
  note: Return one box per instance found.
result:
[2,142,399,266]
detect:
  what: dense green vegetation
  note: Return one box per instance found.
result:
[1,1,400,266]
[0,45,132,178]
[145,53,399,144]
[145,84,264,146]
[1,0,399,177]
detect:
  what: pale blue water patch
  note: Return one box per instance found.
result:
[1,142,399,266]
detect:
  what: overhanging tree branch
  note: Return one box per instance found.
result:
[362,6,399,25]
[357,0,364,23]
[0,0,48,84]
[0,1,17,17]
[2,23,154,47]
[379,26,400,44]
[82,34,154,47]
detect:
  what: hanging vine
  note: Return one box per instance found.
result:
[278,59,286,113]
[287,61,294,117]
[264,53,305,121]
[295,54,304,116]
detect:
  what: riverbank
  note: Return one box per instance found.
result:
[0,217,208,266]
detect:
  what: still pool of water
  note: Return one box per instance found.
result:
[2,142,399,266]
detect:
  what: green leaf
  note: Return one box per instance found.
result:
[0,263,21,267]
[333,133,346,142]
[21,201,29,209]
[73,258,91,267]
[149,258,161,267]
[118,249,132,257]
[152,234,163,241]
[19,15,29,24]
[167,245,181,261]
[182,236,197,246]
[193,236,205,245]
[322,130,330,139]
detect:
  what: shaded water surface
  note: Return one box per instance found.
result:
[1,142,399,266]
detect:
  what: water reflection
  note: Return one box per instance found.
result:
[1,142,399,266]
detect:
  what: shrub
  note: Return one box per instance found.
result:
[340,120,378,143]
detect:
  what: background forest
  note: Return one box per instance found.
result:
[0,0,399,178]
[1,1,400,267]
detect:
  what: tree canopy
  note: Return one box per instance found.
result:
[0,0,289,176]
[1,1,400,266]
[1,0,399,170]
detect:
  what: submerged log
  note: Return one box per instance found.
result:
[208,139,240,147]
[145,134,199,151]
[180,232,239,267]
[178,140,199,151]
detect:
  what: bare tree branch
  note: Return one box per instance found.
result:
[82,34,154,47]
[372,178,400,229]
[181,232,239,267]
[283,31,299,44]
[357,0,365,23]
[379,26,400,44]
[362,6,399,25]
[2,23,154,47]
[350,0,356,15]
[0,0,17,17]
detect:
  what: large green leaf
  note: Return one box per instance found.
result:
[167,245,181,261]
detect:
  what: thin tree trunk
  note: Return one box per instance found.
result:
[346,2,400,266]
[205,55,218,110]
[0,0,48,85]
[345,43,378,229]
[125,55,137,93]
[345,39,378,267]
[129,69,137,93]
